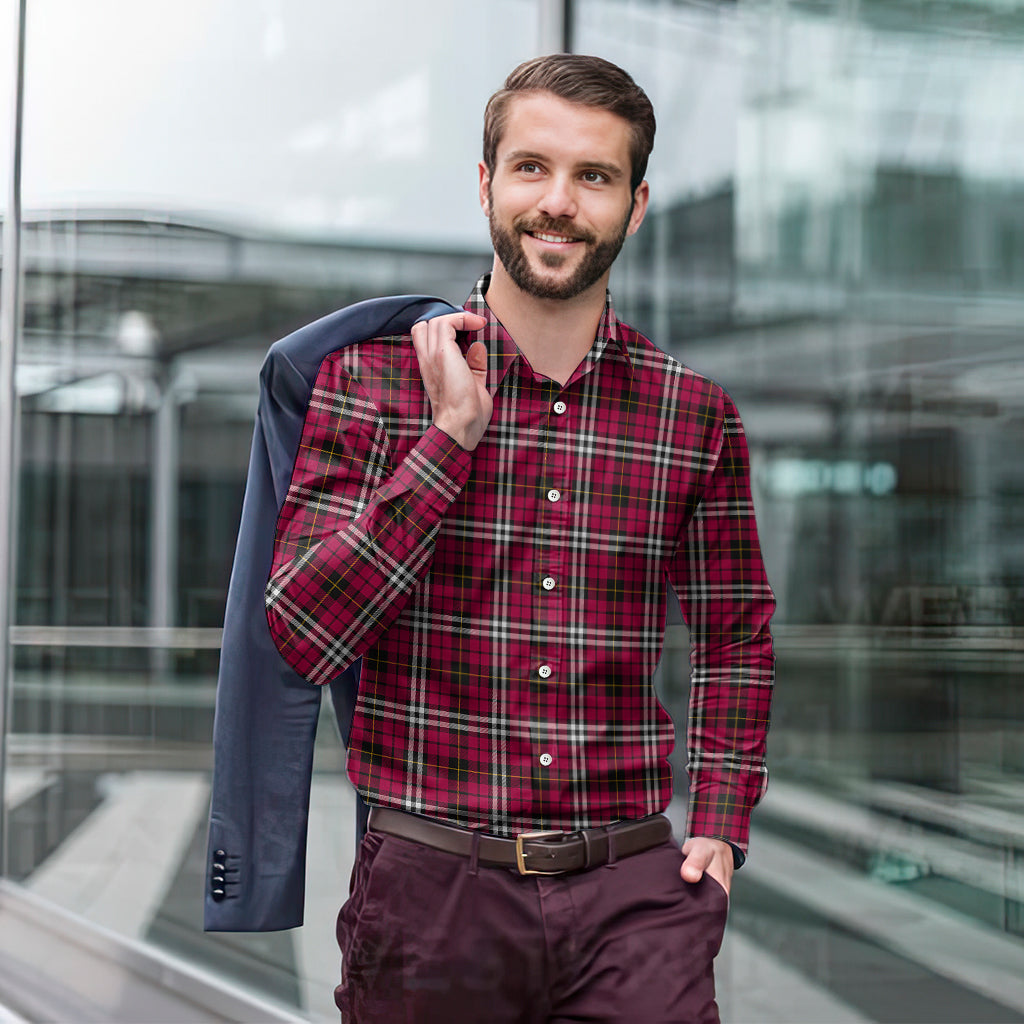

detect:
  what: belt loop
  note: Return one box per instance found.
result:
[469,829,481,877]
[605,826,618,869]
[581,829,593,870]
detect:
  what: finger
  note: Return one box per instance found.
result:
[427,312,486,352]
[416,311,486,336]
[411,319,429,355]
[455,312,487,332]
[466,341,488,375]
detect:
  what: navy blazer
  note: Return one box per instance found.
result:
[204,295,460,932]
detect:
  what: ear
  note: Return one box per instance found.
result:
[478,161,492,216]
[625,180,650,237]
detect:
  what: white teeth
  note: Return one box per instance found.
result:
[533,232,574,243]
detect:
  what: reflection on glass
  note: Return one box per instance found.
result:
[579,0,1024,1021]
[0,0,13,215]
[8,2,538,1019]
[6,0,1024,1020]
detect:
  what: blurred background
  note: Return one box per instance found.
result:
[0,0,1023,1021]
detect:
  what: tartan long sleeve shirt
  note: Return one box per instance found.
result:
[265,275,775,854]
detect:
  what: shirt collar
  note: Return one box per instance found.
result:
[462,274,633,389]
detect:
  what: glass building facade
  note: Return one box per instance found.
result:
[1,1,1023,1020]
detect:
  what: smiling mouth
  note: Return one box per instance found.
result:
[528,231,580,244]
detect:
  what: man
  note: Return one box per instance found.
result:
[265,54,774,1023]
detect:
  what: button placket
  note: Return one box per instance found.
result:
[533,384,570,799]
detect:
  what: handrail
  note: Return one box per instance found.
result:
[9,625,223,649]
[0,880,309,1023]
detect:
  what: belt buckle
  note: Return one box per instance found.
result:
[515,830,565,876]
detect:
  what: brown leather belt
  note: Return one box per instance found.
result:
[368,807,673,876]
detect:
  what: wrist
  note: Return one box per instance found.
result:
[434,415,481,452]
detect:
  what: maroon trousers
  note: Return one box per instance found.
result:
[336,829,728,1023]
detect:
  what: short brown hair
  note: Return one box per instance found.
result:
[483,54,656,193]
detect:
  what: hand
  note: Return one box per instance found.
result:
[411,311,491,451]
[680,836,734,896]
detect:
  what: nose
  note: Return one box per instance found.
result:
[536,174,577,220]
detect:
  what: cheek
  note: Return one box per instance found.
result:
[492,180,543,211]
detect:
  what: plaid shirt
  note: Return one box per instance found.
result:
[266,276,775,853]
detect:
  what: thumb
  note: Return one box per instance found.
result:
[466,340,488,377]
[680,840,710,883]
[680,857,706,883]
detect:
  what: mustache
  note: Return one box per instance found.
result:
[513,216,595,245]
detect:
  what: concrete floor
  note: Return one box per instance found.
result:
[5,771,1024,1023]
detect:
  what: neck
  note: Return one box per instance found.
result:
[484,259,609,386]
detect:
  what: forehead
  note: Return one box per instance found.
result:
[497,91,632,170]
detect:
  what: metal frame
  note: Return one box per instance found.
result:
[538,0,573,52]
[0,0,27,880]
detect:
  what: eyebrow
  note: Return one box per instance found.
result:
[502,150,626,181]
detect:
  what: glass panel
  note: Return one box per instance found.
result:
[0,0,20,899]
[21,0,541,248]
[575,1,1024,1021]
[0,2,12,216]
[11,1,539,1018]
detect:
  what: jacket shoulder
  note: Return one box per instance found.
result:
[267,295,459,366]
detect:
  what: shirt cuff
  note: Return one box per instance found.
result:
[685,773,766,862]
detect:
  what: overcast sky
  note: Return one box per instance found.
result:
[11,0,541,245]
[2,0,748,246]
[3,0,1024,247]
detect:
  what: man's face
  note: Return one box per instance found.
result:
[480,92,649,302]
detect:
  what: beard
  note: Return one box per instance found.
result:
[488,189,631,301]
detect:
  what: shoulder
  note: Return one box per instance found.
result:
[618,320,731,417]
[263,293,458,381]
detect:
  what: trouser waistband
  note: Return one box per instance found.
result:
[367,806,672,875]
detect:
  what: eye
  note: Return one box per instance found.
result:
[581,170,608,184]
[517,162,542,175]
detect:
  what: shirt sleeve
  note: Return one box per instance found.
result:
[667,387,776,859]
[265,354,473,685]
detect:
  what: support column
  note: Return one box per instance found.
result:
[537,0,572,53]
[0,0,28,879]
[149,365,179,672]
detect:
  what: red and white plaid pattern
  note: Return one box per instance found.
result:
[266,276,775,852]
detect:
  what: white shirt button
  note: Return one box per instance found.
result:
[541,576,556,591]
[539,753,553,767]
[547,488,560,503]
[538,664,552,679]
[553,400,567,415]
